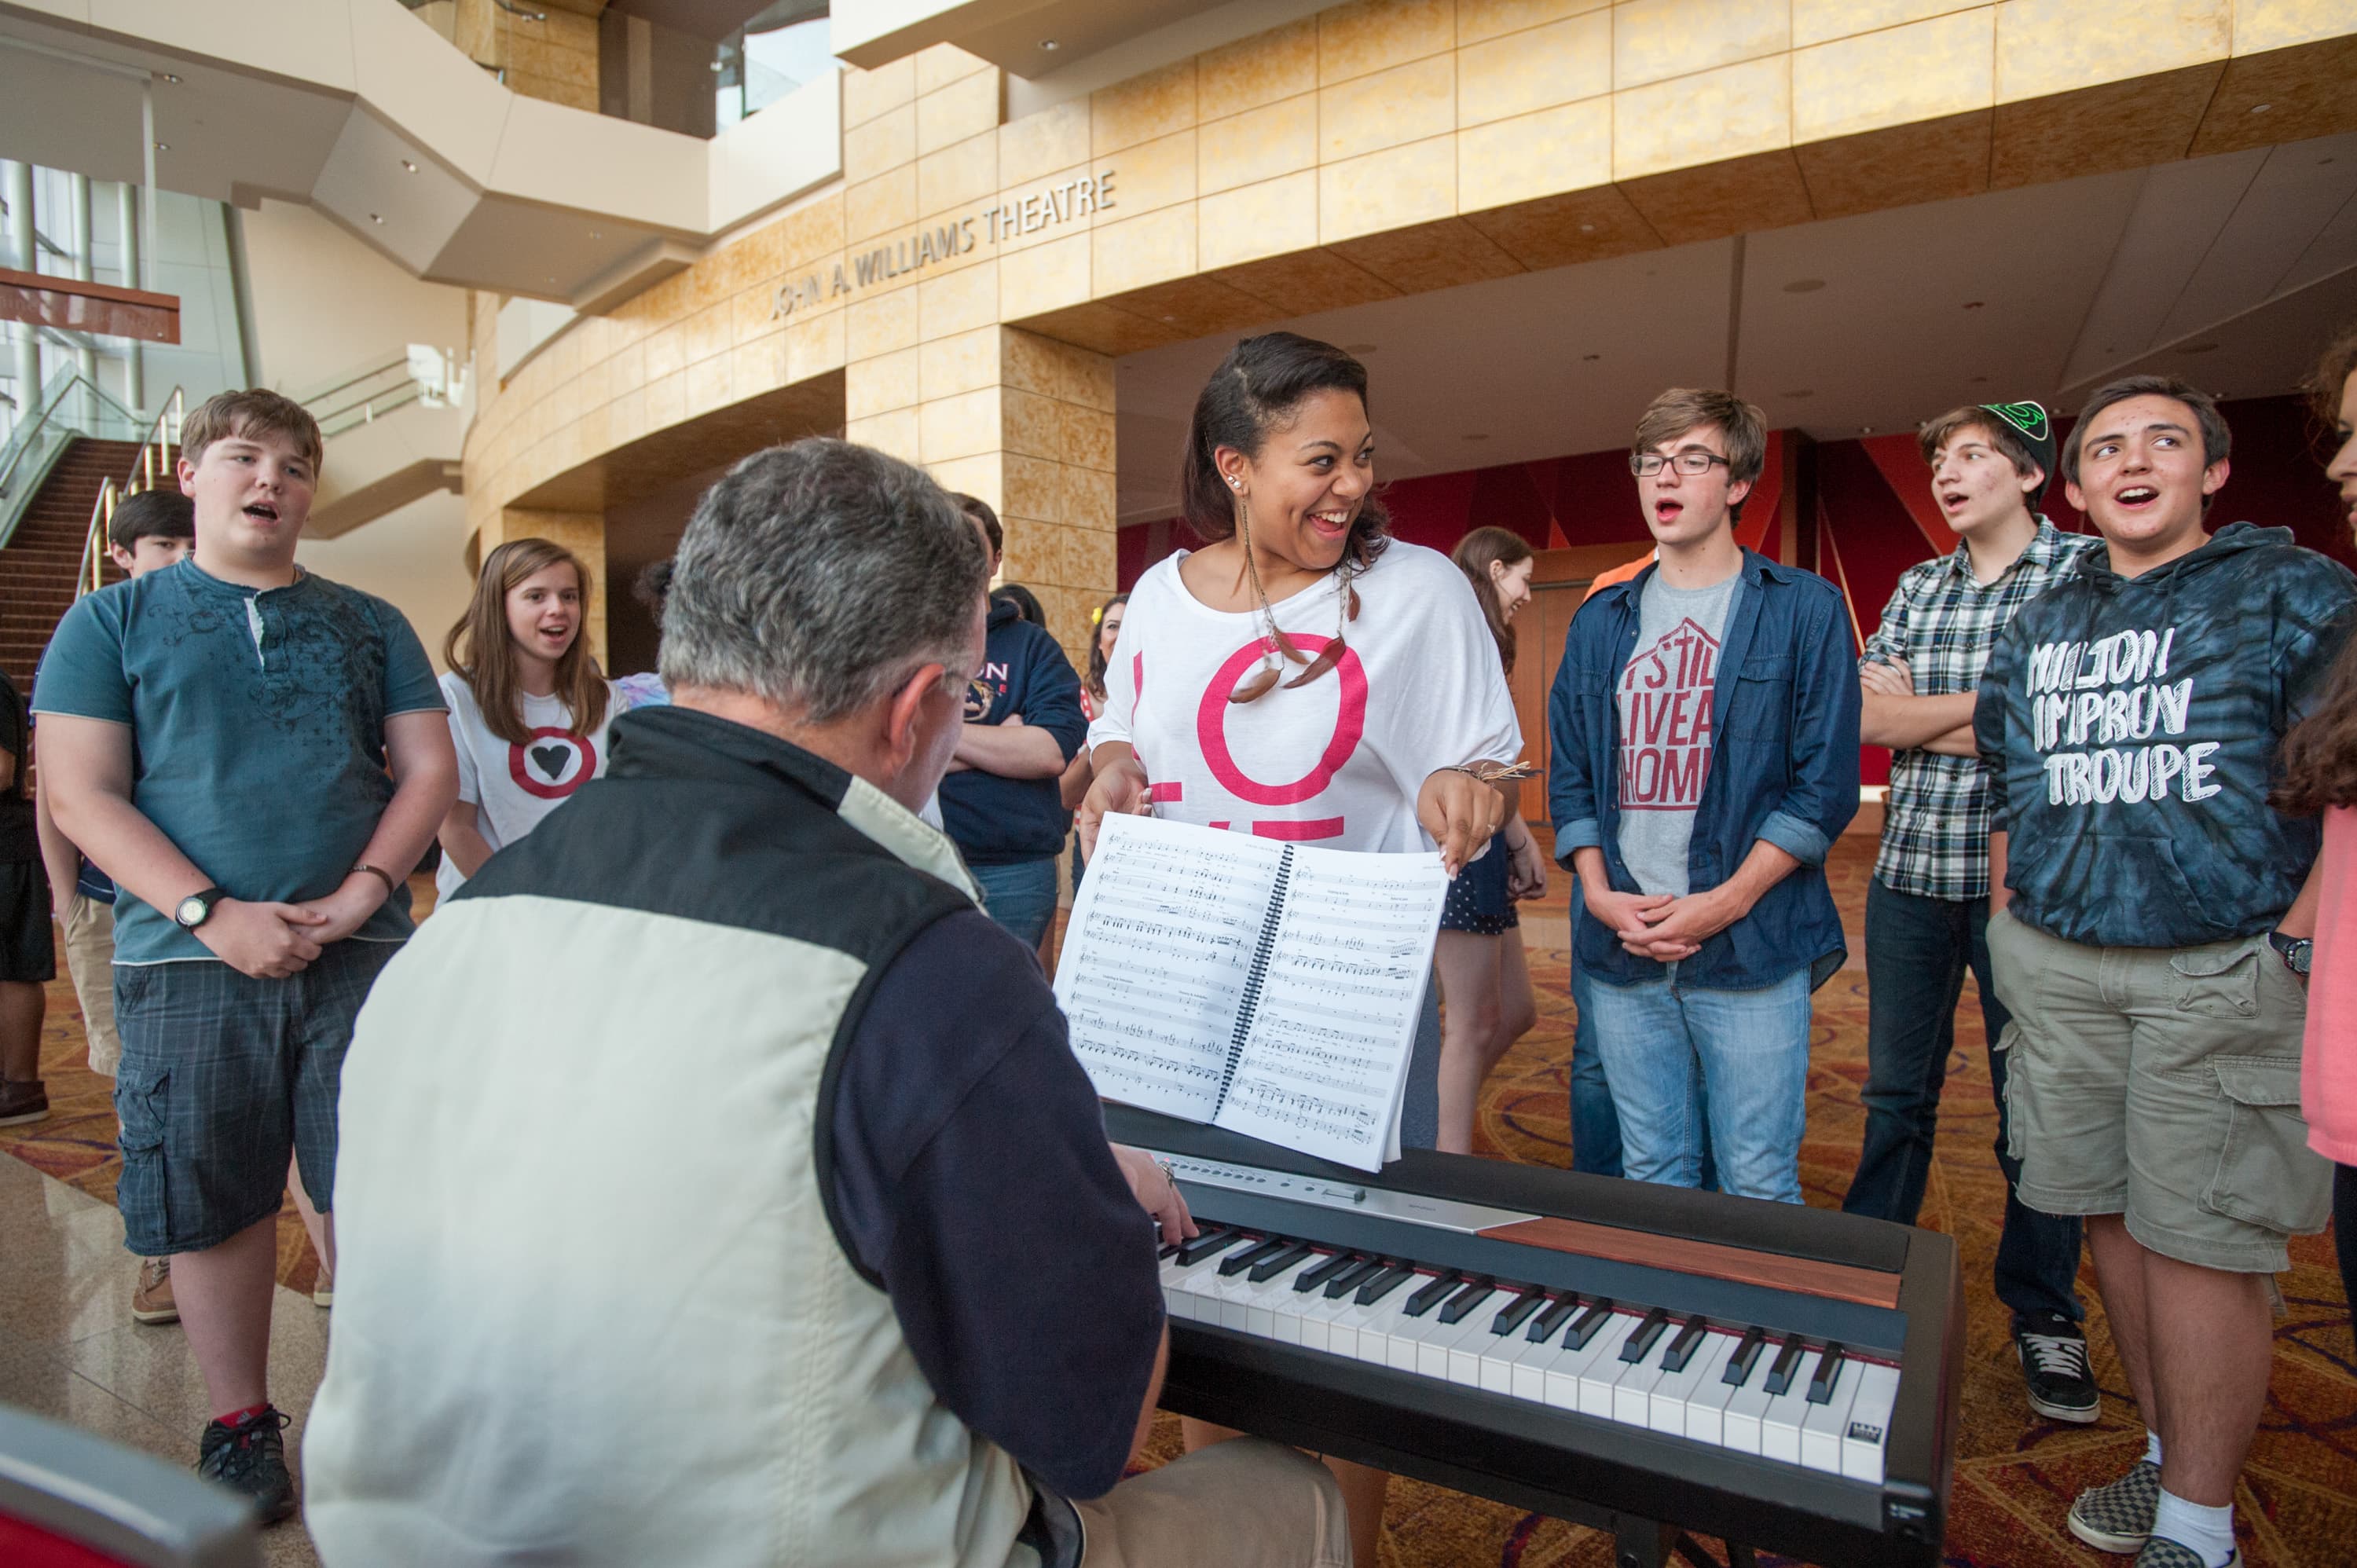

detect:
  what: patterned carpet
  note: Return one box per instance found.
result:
[5,842,2352,1566]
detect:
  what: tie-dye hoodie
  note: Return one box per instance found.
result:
[1974,522,2357,949]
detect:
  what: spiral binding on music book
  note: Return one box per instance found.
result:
[1212,844,1295,1115]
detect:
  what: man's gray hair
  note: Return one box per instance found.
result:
[660,439,986,722]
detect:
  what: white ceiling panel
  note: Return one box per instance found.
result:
[2157,132,2357,343]
[2061,151,2268,387]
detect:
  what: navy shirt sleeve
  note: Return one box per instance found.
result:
[827,908,1163,1500]
[1017,625,1087,764]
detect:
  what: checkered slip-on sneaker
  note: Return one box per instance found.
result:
[2134,1537,2236,1568]
[2068,1460,2161,1554]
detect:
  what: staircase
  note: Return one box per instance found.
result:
[0,437,142,692]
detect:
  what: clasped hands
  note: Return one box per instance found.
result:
[1583,878,1748,962]
[193,872,390,980]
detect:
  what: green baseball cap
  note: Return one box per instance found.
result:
[1978,401,2057,502]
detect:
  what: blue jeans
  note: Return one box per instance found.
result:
[972,857,1059,950]
[1842,877,2083,1326]
[1568,965,1622,1177]
[1585,966,1812,1203]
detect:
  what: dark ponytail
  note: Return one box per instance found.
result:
[1179,332,1391,573]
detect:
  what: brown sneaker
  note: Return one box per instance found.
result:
[131,1256,178,1325]
[0,1079,48,1127]
[311,1262,333,1310]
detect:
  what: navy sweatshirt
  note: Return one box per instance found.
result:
[938,598,1087,865]
[1974,522,2357,948]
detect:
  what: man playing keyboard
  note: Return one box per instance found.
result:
[304,440,1350,1568]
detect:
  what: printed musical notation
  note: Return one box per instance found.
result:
[1050,813,1448,1172]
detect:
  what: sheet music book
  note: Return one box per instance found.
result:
[1052,813,1448,1172]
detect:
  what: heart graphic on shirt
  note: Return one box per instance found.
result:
[508,727,597,801]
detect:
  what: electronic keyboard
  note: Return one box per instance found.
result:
[1108,1106,1962,1568]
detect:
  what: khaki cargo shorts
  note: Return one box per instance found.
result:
[62,893,121,1077]
[1986,907,2330,1274]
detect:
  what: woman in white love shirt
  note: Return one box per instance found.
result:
[1080,332,1521,1563]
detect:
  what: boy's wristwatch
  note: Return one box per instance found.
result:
[2267,930,2312,976]
[174,886,232,931]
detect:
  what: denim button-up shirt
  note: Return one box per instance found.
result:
[1546,549,1861,991]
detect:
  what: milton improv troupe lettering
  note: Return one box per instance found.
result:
[772,170,1118,317]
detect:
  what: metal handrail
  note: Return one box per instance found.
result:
[0,368,148,555]
[71,387,184,600]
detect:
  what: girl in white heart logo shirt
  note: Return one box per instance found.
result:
[434,540,618,901]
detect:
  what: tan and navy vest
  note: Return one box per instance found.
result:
[306,707,1040,1568]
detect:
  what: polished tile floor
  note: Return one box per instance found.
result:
[0,1150,324,1566]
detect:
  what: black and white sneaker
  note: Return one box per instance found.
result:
[196,1406,297,1525]
[2016,1312,2100,1423]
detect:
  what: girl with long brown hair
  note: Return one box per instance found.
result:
[435,538,616,897]
[1434,527,1549,1153]
[2278,324,2357,1310]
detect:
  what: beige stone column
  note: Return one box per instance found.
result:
[479,506,610,668]
[846,327,1115,669]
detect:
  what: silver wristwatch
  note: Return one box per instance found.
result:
[2267,931,2312,976]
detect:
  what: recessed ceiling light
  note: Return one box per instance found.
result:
[1578,223,1596,233]
[1968,375,1989,384]
[368,213,383,224]
[2250,102,2272,114]
[401,159,417,173]
[1783,389,1813,399]
[547,275,558,284]
[1860,426,1875,434]
[1039,38,1059,49]
[160,73,181,83]
[1581,353,1600,362]
[1462,433,1489,441]
[589,229,602,240]
[2181,341,2220,354]
[153,141,169,152]
[1782,279,1825,294]
[1962,300,1985,310]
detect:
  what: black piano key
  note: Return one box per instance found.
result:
[1659,1314,1710,1373]
[1354,1263,1417,1306]
[1325,1258,1387,1299]
[1490,1288,1547,1337]
[1437,1277,1498,1325]
[1618,1305,1672,1363]
[1528,1293,1583,1343]
[1176,1229,1247,1266]
[1402,1271,1464,1317]
[1721,1326,1769,1386]
[1158,1240,1182,1260]
[1764,1335,1808,1397]
[1564,1299,1617,1350]
[1248,1242,1316,1284]
[1295,1251,1360,1293]
[1219,1236,1291,1277]
[1807,1342,1847,1404]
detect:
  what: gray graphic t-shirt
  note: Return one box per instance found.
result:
[1616,569,1741,896]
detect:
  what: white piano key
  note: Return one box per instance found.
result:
[1323,1293,1387,1361]
[1675,1332,1746,1446]
[1548,1310,1632,1415]
[1353,1293,1420,1366]
[1576,1313,1645,1418]
[1760,1351,1823,1464]
[1722,1358,1777,1454]
[1296,1290,1356,1354]
[1839,1363,1901,1485]
[1385,1299,1435,1372]
[1511,1334,1577,1404]
[1235,1272,1299,1339]
[1447,1313,1502,1387]
[1648,1330,1732,1438]
[1800,1357,1861,1475]
[1417,1311,1489,1381]
[1478,1321,1544,1394]
[1613,1335,1674,1427]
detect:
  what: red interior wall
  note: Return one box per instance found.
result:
[1113,396,2351,787]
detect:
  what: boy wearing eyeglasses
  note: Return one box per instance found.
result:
[1545,387,1860,1203]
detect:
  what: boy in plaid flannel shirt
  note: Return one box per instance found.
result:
[1839,401,2102,1424]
